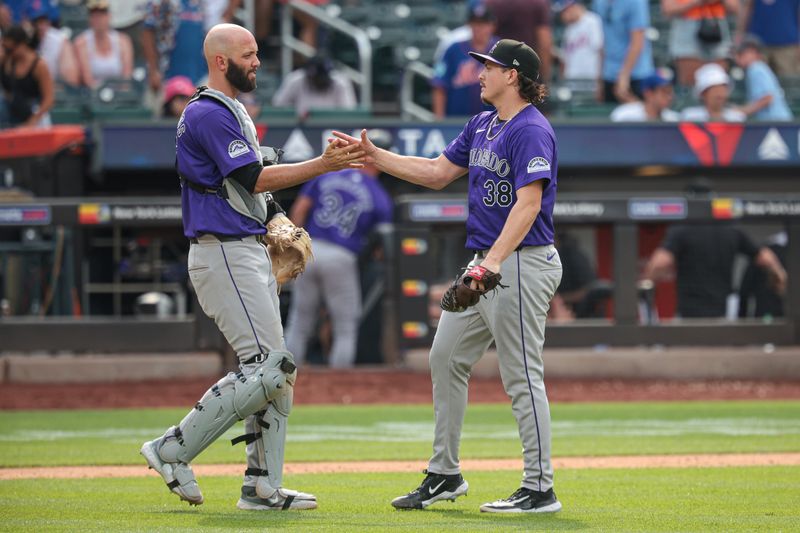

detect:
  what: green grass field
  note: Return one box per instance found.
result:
[1,400,799,531]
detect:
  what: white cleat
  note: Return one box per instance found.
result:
[237,486,318,511]
[140,439,203,506]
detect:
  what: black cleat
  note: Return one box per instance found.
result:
[480,487,562,513]
[391,470,469,510]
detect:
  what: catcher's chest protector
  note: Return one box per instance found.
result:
[188,87,273,224]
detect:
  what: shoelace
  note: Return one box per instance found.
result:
[503,488,530,502]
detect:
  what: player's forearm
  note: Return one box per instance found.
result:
[374,150,448,189]
[253,157,327,192]
[483,201,540,268]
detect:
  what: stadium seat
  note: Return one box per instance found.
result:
[89,78,150,122]
[51,82,90,124]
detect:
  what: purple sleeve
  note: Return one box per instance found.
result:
[298,176,320,199]
[509,125,555,190]
[193,108,260,177]
[442,115,478,167]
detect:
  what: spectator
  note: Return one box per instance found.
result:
[661,0,739,88]
[109,0,150,67]
[485,0,552,81]
[556,0,603,83]
[680,63,745,121]
[272,54,356,118]
[593,0,655,103]
[550,232,601,321]
[284,131,394,368]
[256,0,329,52]
[74,0,134,89]
[734,36,793,121]
[142,0,207,95]
[0,0,24,27]
[0,25,53,127]
[28,5,80,86]
[433,0,483,63]
[161,74,194,118]
[431,4,498,118]
[204,0,241,32]
[734,0,800,77]
[644,223,786,318]
[739,232,787,319]
[611,70,679,121]
[643,180,786,319]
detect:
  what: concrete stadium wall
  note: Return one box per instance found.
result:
[2,347,800,383]
[405,346,800,380]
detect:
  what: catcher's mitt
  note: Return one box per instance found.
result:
[264,213,313,285]
[440,264,504,313]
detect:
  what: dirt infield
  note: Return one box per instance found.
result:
[2,453,799,480]
[2,368,800,409]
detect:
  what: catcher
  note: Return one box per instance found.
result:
[140,24,363,512]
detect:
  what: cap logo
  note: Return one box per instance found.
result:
[489,42,499,54]
[513,59,520,66]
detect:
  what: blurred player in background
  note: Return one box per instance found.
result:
[285,130,394,368]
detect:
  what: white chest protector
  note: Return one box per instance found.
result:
[183,86,283,225]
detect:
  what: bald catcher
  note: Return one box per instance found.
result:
[139,24,364,511]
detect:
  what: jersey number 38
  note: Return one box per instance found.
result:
[482,179,513,207]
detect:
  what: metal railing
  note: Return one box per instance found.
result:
[400,60,436,122]
[281,0,372,110]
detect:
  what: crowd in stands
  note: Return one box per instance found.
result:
[0,0,798,128]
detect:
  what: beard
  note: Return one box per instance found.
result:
[226,59,257,93]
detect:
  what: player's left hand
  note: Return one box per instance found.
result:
[321,139,365,171]
[440,264,504,313]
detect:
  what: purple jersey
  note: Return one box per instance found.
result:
[443,105,558,250]
[299,169,393,254]
[176,97,264,238]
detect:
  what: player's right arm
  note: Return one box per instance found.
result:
[253,142,363,193]
[332,129,466,190]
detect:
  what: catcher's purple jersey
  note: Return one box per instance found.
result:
[176,98,265,238]
[298,169,393,254]
[443,105,557,250]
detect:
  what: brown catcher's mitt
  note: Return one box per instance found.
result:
[440,264,504,313]
[264,214,313,285]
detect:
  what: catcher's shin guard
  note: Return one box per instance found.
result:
[159,351,297,465]
[240,381,293,498]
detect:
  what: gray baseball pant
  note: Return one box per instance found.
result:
[285,239,362,368]
[427,245,562,491]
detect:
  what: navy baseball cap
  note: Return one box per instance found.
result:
[553,0,578,13]
[641,70,672,91]
[468,4,495,23]
[469,39,541,81]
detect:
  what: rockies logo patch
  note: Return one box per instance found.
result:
[527,156,550,173]
[228,140,250,158]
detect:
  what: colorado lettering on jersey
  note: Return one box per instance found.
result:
[228,140,250,158]
[527,156,551,173]
[469,148,510,177]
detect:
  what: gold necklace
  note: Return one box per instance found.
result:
[485,103,531,140]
